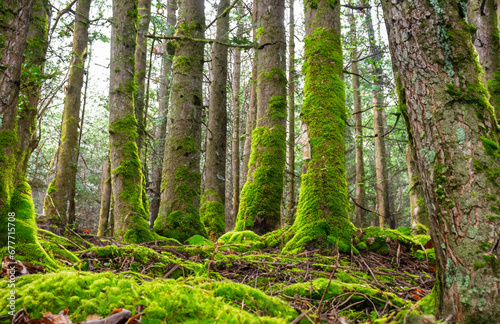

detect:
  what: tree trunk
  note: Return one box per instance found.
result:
[109,0,153,243]
[286,0,296,224]
[241,6,258,186]
[134,0,152,157]
[235,0,287,235]
[350,9,366,228]
[154,0,207,242]
[97,156,111,236]
[282,0,354,254]
[407,144,428,234]
[201,0,230,240]
[364,0,391,229]
[468,0,500,116]
[44,0,91,229]
[382,1,500,321]
[149,0,177,229]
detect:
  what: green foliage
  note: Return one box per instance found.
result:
[186,234,213,246]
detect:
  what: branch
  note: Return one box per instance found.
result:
[205,0,240,30]
[49,0,78,42]
[146,34,256,50]
[343,70,375,85]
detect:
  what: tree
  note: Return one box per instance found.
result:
[200,0,230,240]
[149,0,177,228]
[44,0,92,229]
[97,155,111,236]
[283,0,354,254]
[235,0,287,235]
[407,144,427,233]
[382,0,500,320]
[0,0,54,263]
[286,0,296,224]
[108,0,153,243]
[134,0,152,157]
[468,0,500,116]
[154,0,207,241]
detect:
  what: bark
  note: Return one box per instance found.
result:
[134,0,152,157]
[201,0,230,240]
[109,0,153,243]
[382,0,500,321]
[235,0,287,235]
[97,156,111,237]
[44,0,91,228]
[364,0,391,229]
[350,10,366,228]
[407,144,427,233]
[149,0,177,229]
[282,0,354,254]
[286,0,296,224]
[154,0,207,242]
[241,6,258,186]
[468,0,500,117]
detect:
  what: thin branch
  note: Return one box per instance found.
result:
[343,70,375,85]
[49,0,78,42]
[146,34,256,50]
[205,0,240,30]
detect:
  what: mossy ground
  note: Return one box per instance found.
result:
[1,227,436,323]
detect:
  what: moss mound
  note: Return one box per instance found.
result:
[0,271,294,323]
[218,231,265,251]
[353,227,429,255]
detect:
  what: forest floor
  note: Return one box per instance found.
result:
[0,227,437,324]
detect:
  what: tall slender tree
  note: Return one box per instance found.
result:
[382,0,500,320]
[44,0,92,228]
[109,0,153,243]
[286,0,296,224]
[283,0,354,254]
[235,0,287,235]
[97,155,111,236]
[201,0,230,240]
[406,144,427,233]
[154,0,207,241]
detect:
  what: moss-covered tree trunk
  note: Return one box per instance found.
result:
[149,0,177,228]
[241,5,258,188]
[44,0,91,229]
[468,0,500,117]
[0,0,56,265]
[201,0,230,240]
[134,0,152,157]
[109,0,153,243]
[154,0,207,242]
[235,0,287,235]
[282,0,353,254]
[286,0,296,224]
[349,9,366,228]
[407,144,428,233]
[97,155,111,236]
[382,0,500,321]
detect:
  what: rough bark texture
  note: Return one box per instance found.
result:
[364,1,391,229]
[468,0,500,117]
[282,0,354,254]
[97,156,111,237]
[149,0,177,229]
[0,0,55,264]
[235,0,287,235]
[154,0,207,242]
[382,0,500,321]
[44,0,91,228]
[286,0,296,224]
[241,6,258,187]
[109,0,153,243]
[407,144,428,233]
[201,0,230,240]
[134,0,152,157]
[350,10,366,228]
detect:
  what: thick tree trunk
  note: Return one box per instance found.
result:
[149,0,177,229]
[350,10,366,228]
[235,0,287,235]
[382,1,500,321]
[283,0,354,254]
[468,0,500,117]
[44,0,91,229]
[134,0,152,157]
[109,0,153,243]
[407,144,428,233]
[97,156,111,236]
[286,0,296,224]
[201,0,230,240]
[154,0,207,241]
